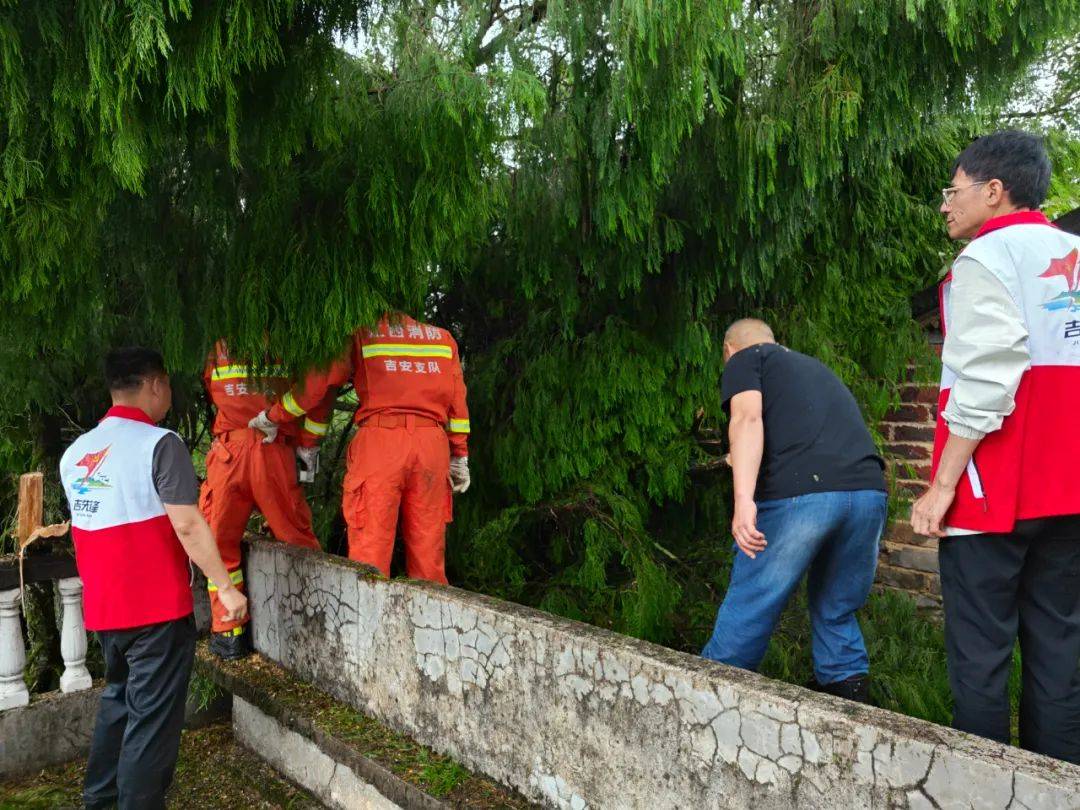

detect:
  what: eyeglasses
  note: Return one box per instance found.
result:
[941,181,987,206]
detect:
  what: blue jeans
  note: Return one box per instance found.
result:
[701,489,886,684]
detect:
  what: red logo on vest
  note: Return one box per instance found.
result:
[73,446,112,494]
[1039,248,1080,312]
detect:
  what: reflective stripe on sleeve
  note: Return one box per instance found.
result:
[281,390,306,417]
[303,418,329,437]
[206,568,245,593]
[449,418,470,434]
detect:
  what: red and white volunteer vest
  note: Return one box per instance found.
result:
[59,406,193,630]
[933,211,1080,532]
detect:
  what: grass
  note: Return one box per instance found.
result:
[417,754,472,799]
[0,776,81,809]
[188,669,225,712]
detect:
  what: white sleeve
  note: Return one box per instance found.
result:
[941,256,1029,439]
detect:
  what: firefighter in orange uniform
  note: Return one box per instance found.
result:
[249,314,470,582]
[202,341,334,659]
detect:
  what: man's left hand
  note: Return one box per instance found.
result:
[449,456,470,494]
[911,481,956,538]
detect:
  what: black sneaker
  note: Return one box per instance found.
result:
[807,674,871,704]
[209,627,252,660]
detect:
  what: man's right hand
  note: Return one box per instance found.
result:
[217,584,249,624]
[248,410,278,443]
[732,496,767,559]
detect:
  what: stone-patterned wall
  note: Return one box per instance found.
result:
[245,540,1080,810]
[878,377,942,608]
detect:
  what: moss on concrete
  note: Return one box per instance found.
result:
[0,721,318,809]
[197,643,536,808]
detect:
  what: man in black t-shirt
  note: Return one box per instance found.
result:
[700,319,887,703]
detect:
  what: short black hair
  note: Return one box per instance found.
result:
[105,347,167,391]
[952,130,1051,209]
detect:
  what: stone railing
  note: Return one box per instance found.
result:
[244,540,1080,809]
[0,571,94,710]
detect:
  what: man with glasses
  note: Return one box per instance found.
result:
[912,131,1080,762]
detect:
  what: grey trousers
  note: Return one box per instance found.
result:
[939,515,1080,763]
[83,614,196,809]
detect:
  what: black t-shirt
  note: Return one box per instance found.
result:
[721,343,886,501]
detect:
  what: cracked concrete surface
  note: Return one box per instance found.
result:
[246,541,1080,810]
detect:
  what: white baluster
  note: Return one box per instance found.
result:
[57,577,92,693]
[0,588,29,710]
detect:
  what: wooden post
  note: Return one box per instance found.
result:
[16,473,43,549]
[0,474,43,709]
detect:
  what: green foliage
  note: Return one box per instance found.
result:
[1,1,1077,676]
[443,0,1080,641]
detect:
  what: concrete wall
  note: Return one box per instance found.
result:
[233,697,404,809]
[245,541,1080,810]
[0,687,102,778]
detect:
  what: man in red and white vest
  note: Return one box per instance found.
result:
[60,348,247,809]
[912,131,1080,763]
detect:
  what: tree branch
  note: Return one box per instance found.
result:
[474,0,548,66]
[468,0,502,66]
[1004,102,1077,121]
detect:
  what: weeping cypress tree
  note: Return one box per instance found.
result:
[435,1,1080,644]
[1,2,1077,649]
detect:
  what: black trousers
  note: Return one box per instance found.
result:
[83,614,196,810]
[939,516,1080,763]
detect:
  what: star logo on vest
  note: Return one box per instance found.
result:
[1038,248,1080,312]
[73,446,112,494]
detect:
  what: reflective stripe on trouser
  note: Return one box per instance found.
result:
[342,419,451,583]
[199,435,321,633]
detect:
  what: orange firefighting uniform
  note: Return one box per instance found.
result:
[201,341,334,633]
[267,315,469,582]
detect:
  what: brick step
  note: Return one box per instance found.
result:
[196,642,536,810]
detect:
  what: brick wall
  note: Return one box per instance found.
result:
[877,374,942,608]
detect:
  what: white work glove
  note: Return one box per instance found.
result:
[296,446,320,483]
[248,410,278,444]
[449,456,470,494]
